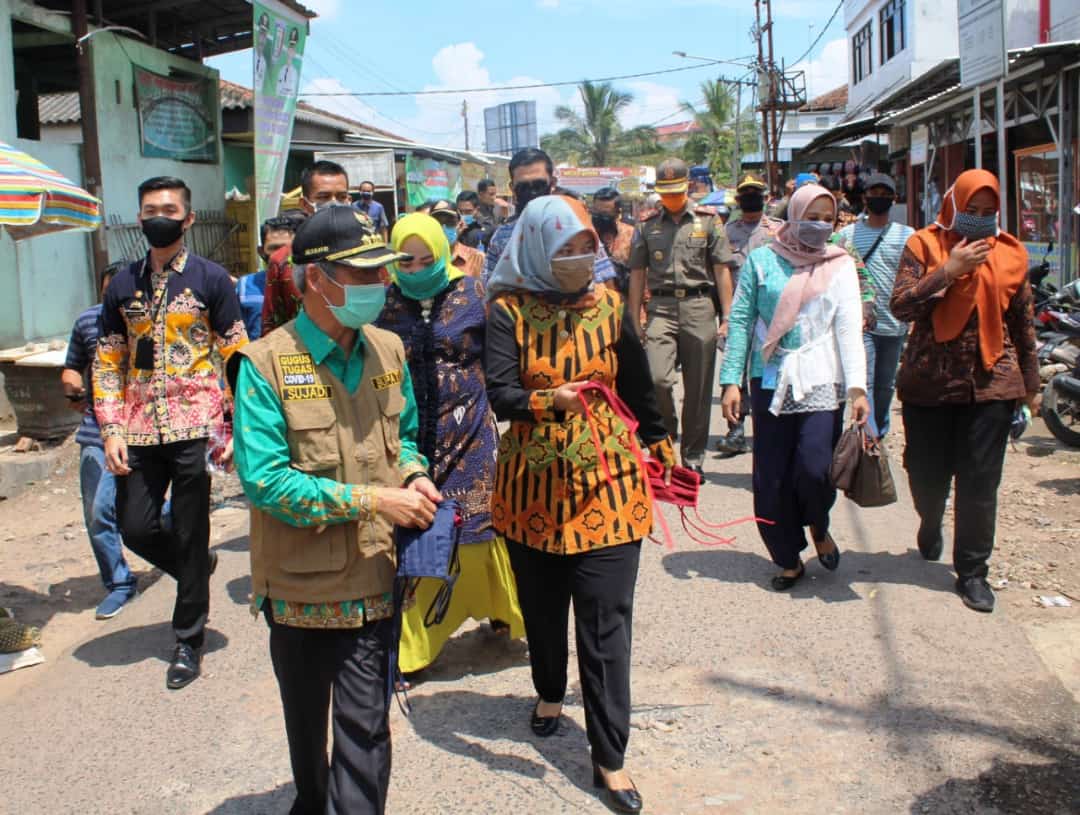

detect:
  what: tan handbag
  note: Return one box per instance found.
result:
[831,424,898,508]
[830,424,863,492]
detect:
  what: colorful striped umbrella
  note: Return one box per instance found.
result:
[0,141,102,240]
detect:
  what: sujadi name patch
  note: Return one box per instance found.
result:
[371,369,402,390]
[278,353,331,400]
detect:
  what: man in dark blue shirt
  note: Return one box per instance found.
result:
[61,262,138,619]
[352,179,388,240]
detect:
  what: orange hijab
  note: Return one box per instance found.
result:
[907,169,1028,370]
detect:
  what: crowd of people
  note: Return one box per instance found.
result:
[54,146,1040,814]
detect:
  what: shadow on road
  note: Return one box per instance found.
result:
[909,753,1080,815]
[72,621,228,667]
[662,546,956,602]
[409,627,529,686]
[226,574,252,606]
[0,568,163,629]
[214,534,250,554]
[205,783,294,814]
[408,690,599,802]
[1036,477,1080,496]
[701,470,753,491]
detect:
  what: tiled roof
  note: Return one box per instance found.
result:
[40,80,407,142]
[655,121,701,137]
[801,85,848,112]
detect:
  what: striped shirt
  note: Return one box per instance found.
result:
[64,304,104,448]
[840,218,915,336]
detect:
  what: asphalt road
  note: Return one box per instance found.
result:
[2,401,1078,815]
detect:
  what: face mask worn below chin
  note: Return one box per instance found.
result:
[318,272,386,328]
[953,211,998,240]
[305,197,350,213]
[660,193,688,213]
[550,253,595,293]
[865,196,894,215]
[141,216,186,248]
[794,220,834,249]
[396,256,450,301]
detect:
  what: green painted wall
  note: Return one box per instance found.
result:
[224,142,253,195]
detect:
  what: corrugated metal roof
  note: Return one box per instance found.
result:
[39,80,407,142]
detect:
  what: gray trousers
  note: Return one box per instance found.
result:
[645,295,718,466]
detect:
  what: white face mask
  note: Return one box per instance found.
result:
[304,197,350,213]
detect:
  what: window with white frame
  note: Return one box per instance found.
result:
[853,22,873,84]
[880,0,906,64]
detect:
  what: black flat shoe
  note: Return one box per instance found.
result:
[593,764,643,814]
[166,643,201,690]
[530,700,561,737]
[770,563,805,592]
[957,577,995,613]
[814,532,841,571]
[917,527,944,561]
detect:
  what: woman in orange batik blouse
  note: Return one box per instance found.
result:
[483,194,674,815]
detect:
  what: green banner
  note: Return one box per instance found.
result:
[133,67,217,162]
[254,0,308,225]
[405,154,462,209]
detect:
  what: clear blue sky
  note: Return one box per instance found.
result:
[209,0,847,149]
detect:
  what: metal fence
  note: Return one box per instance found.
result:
[105,211,243,276]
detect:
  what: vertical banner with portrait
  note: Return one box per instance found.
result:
[253,1,308,226]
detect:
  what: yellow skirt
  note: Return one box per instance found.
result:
[398,536,525,674]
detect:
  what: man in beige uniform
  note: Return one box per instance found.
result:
[627,158,734,480]
[231,207,442,815]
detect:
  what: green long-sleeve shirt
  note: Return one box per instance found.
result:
[233,310,428,529]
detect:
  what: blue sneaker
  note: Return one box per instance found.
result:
[95,590,134,620]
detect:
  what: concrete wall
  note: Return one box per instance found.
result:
[846,0,960,113]
[88,32,223,259]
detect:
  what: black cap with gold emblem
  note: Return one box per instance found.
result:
[654,158,690,195]
[291,206,412,269]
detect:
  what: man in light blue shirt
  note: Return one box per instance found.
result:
[353,179,388,240]
[839,173,914,438]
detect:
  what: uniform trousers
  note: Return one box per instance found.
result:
[749,382,843,569]
[265,608,394,815]
[116,439,210,647]
[507,539,640,771]
[645,295,717,466]
[901,401,1013,580]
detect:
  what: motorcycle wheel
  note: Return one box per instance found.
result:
[1042,381,1080,447]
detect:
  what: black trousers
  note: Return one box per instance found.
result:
[507,539,640,771]
[750,382,843,569]
[116,439,210,647]
[266,609,394,815]
[901,400,1013,580]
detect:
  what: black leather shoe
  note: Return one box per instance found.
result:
[917,527,944,561]
[957,577,995,613]
[770,563,805,592]
[166,643,201,690]
[530,700,561,737]
[593,764,643,814]
[691,464,706,484]
[814,532,841,572]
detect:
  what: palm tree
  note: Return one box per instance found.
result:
[542,81,661,167]
[681,79,739,184]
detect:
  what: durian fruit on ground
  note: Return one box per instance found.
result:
[0,617,42,653]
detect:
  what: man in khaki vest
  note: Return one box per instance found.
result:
[230,207,441,815]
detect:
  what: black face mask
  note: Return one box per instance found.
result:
[140,216,186,249]
[865,196,893,215]
[591,213,617,232]
[513,179,551,212]
[359,191,374,200]
[738,193,765,213]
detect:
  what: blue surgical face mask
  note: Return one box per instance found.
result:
[953,211,998,239]
[462,214,475,226]
[442,225,458,246]
[318,269,385,328]
[794,219,833,249]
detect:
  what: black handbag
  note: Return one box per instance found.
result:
[831,424,897,508]
[394,499,462,627]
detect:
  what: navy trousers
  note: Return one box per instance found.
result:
[750,380,843,569]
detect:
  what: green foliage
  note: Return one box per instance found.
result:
[540,81,661,166]
[680,80,759,187]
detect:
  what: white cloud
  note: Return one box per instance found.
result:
[304,0,342,19]
[300,76,413,137]
[792,37,848,99]
[621,81,686,128]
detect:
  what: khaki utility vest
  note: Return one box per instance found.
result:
[239,320,406,604]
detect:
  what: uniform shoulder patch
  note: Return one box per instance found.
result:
[371,369,402,390]
[693,205,718,216]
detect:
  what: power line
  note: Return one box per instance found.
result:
[789,0,843,67]
[299,60,752,98]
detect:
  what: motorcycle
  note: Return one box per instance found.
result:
[1029,241,1058,313]
[1040,292,1080,447]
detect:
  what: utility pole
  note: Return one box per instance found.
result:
[462,100,470,151]
[754,0,772,193]
[732,79,742,185]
